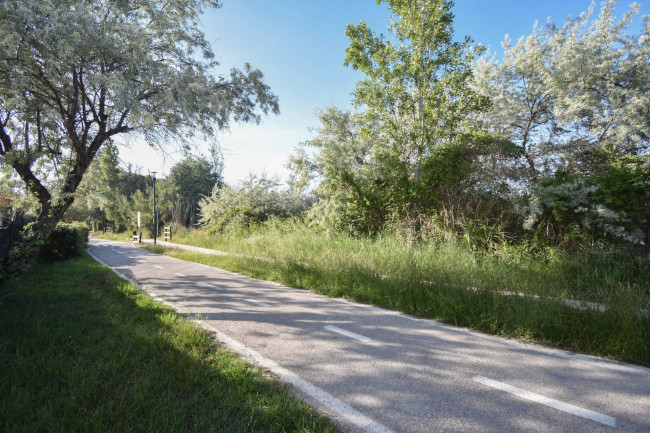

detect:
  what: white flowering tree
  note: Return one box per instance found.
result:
[0,0,279,268]
[473,0,650,244]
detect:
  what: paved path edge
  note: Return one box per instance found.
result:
[86,245,397,433]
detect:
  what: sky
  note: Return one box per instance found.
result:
[118,0,649,185]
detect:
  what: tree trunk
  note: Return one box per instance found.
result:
[1,141,100,279]
[0,196,74,281]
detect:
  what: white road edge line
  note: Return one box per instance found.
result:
[245,298,271,307]
[472,375,617,428]
[325,325,372,343]
[87,248,139,287]
[86,247,395,433]
[175,272,187,277]
[201,322,396,433]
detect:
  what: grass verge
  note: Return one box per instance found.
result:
[0,253,338,433]
[165,225,650,309]
[109,223,650,367]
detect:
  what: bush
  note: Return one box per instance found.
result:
[523,159,650,247]
[199,174,307,233]
[39,223,89,261]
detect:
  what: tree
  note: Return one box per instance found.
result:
[343,0,487,229]
[473,1,649,179]
[472,0,650,244]
[290,0,487,236]
[289,107,389,235]
[199,174,307,233]
[472,26,553,181]
[292,107,503,237]
[0,0,279,269]
[64,142,132,231]
[168,155,222,226]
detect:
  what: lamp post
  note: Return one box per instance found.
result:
[151,172,157,245]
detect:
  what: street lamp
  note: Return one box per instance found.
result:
[151,171,157,245]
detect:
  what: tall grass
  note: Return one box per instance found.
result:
[170,222,649,308]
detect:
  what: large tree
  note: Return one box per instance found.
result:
[168,155,222,226]
[0,0,278,267]
[472,0,650,244]
[291,0,487,236]
[343,0,487,230]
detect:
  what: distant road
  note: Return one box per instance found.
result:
[88,238,650,433]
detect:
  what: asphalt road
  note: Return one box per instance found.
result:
[87,238,650,433]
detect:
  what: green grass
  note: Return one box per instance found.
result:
[0,254,339,433]
[156,223,649,308]
[98,222,650,367]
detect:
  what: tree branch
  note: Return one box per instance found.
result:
[11,159,52,210]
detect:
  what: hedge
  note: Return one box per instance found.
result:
[39,223,89,261]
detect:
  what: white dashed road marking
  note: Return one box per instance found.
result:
[175,272,187,277]
[325,325,372,343]
[200,322,396,433]
[245,298,271,307]
[153,265,163,269]
[472,376,617,428]
[203,283,224,291]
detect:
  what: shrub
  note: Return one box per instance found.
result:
[523,159,650,247]
[39,223,89,261]
[199,174,307,233]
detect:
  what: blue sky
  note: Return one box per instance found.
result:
[119,0,648,185]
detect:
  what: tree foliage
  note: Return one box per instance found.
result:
[473,0,650,245]
[289,108,382,235]
[65,144,147,232]
[21,0,647,252]
[168,155,222,226]
[199,174,306,233]
[66,147,225,235]
[293,0,648,248]
[0,0,278,268]
[344,0,486,190]
[292,0,491,236]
